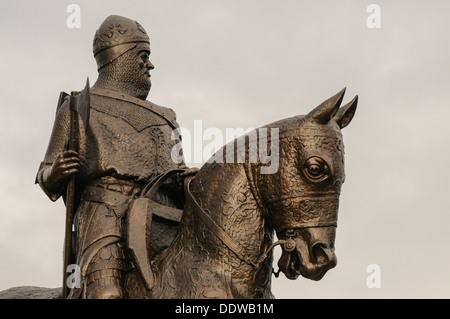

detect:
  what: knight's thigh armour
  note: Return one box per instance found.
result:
[71,177,142,299]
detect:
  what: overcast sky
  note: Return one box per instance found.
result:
[0,0,449,298]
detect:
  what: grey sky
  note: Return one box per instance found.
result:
[0,1,449,298]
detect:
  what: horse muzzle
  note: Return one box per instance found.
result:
[277,227,337,281]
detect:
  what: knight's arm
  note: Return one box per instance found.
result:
[35,98,71,201]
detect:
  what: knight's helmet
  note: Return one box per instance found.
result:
[93,15,150,70]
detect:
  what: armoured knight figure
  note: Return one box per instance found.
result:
[36,15,195,299]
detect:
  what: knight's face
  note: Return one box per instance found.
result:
[135,43,154,87]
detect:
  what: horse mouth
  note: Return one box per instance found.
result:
[277,248,301,279]
[277,235,337,281]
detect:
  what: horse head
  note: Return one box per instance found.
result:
[247,88,357,281]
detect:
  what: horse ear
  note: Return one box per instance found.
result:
[333,95,358,129]
[307,88,346,124]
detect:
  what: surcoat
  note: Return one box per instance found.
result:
[37,87,183,193]
[36,87,184,297]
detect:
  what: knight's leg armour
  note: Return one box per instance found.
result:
[84,242,130,299]
[86,269,125,299]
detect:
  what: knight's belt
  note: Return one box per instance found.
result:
[81,177,142,217]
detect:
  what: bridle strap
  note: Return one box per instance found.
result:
[243,161,269,217]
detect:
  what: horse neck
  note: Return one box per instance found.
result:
[190,162,266,241]
[187,162,274,296]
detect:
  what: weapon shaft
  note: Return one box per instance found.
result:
[62,78,90,299]
[62,102,78,298]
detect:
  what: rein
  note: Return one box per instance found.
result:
[185,177,297,270]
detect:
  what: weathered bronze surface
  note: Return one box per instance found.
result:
[0,15,357,299]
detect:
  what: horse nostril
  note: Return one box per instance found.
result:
[311,243,332,265]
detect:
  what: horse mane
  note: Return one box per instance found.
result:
[262,114,307,133]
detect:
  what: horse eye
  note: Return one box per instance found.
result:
[303,156,330,182]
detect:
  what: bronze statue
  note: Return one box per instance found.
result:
[0,15,357,299]
[35,15,196,299]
